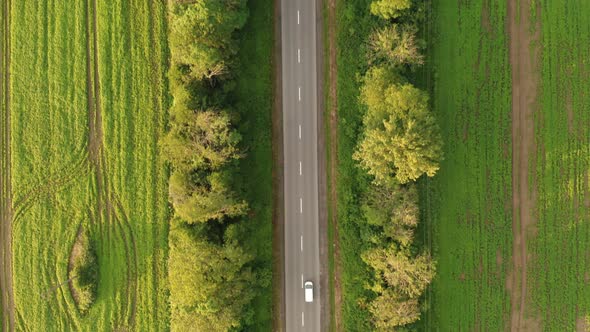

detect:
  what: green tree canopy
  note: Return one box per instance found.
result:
[362,183,419,247]
[169,225,256,332]
[354,65,443,185]
[169,0,248,80]
[370,0,412,19]
[169,170,248,223]
[368,24,424,66]
[161,108,242,172]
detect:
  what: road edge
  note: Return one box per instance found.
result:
[315,0,330,330]
[271,0,286,330]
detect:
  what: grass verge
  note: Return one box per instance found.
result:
[233,0,274,329]
[334,0,377,330]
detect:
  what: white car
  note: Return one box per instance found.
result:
[304,281,314,303]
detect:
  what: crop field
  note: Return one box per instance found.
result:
[422,0,513,330]
[424,0,590,330]
[0,0,11,329]
[527,1,590,330]
[7,0,169,331]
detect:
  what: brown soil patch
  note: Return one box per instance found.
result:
[577,315,590,332]
[508,0,541,330]
[0,0,15,330]
[326,0,342,330]
[67,224,85,307]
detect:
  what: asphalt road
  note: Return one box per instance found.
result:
[281,0,321,330]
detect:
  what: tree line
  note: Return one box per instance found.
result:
[163,1,261,331]
[353,0,442,329]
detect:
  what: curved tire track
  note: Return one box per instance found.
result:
[83,0,138,327]
[12,152,90,222]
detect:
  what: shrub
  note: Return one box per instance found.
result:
[69,229,98,315]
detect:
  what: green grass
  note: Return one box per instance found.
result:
[10,1,169,330]
[232,0,274,329]
[321,0,336,329]
[421,1,513,330]
[334,0,378,330]
[527,1,590,329]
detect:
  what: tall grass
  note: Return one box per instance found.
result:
[334,0,378,329]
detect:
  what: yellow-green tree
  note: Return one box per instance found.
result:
[368,24,424,66]
[370,0,412,19]
[369,290,421,330]
[354,65,443,185]
[362,244,436,298]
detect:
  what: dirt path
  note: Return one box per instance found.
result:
[0,0,15,330]
[326,0,342,330]
[508,0,540,330]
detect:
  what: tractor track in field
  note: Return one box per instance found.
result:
[508,0,541,330]
[111,196,138,328]
[12,152,90,220]
[83,0,138,327]
[0,0,15,330]
[146,2,162,323]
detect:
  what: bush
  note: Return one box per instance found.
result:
[69,229,98,315]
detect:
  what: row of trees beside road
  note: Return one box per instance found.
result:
[163,1,265,331]
[352,0,441,329]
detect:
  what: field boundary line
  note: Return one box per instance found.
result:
[0,0,15,329]
[324,0,342,329]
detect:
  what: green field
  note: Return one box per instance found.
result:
[9,0,169,330]
[422,1,513,330]
[528,1,590,329]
